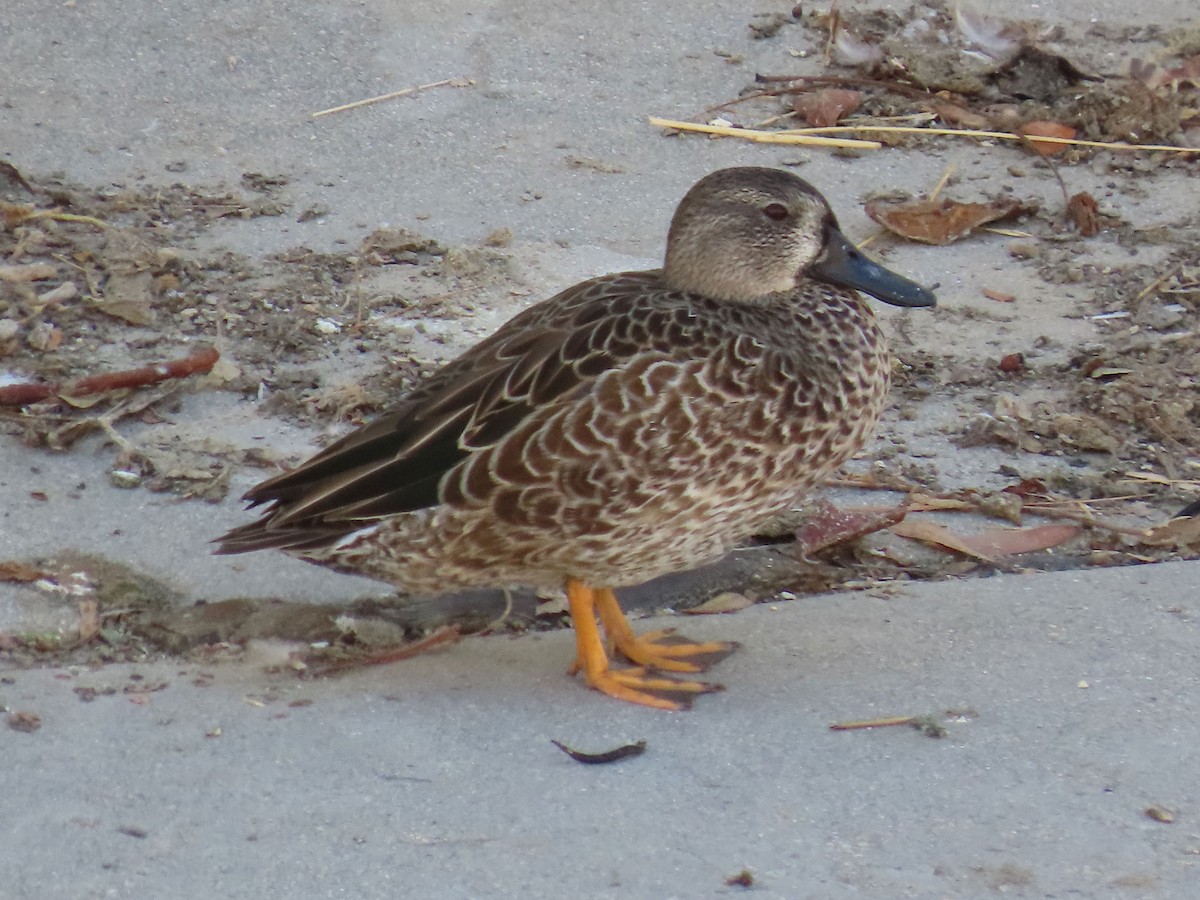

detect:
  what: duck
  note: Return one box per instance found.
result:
[215,166,935,710]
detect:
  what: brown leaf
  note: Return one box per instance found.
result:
[1001,478,1050,500]
[0,201,37,229]
[101,271,157,325]
[1067,192,1099,237]
[0,561,48,583]
[928,100,994,130]
[982,288,1016,302]
[77,595,101,644]
[865,196,1038,245]
[7,711,42,733]
[890,519,1080,560]
[96,300,155,326]
[1141,515,1200,548]
[890,519,997,561]
[962,524,1081,557]
[999,353,1025,373]
[683,591,754,616]
[906,493,974,513]
[793,502,908,554]
[793,88,864,127]
[1019,120,1076,156]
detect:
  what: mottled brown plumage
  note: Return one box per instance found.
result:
[216,167,935,709]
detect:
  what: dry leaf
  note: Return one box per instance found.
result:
[890,519,997,561]
[1067,192,1100,237]
[0,561,47,583]
[0,263,57,283]
[0,201,37,229]
[999,353,1025,373]
[891,519,1080,560]
[7,711,42,733]
[101,271,156,325]
[38,282,79,305]
[929,100,994,130]
[1141,515,1200,548]
[865,196,1039,245]
[1019,121,1076,156]
[683,591,754,616]
[793,89,864,127]
[1001,478,1051,500]
[97,300,155,326]
[26,323,62,352]
[793,502,908,554]
[906,493,974,512]
[961,524,1081,556]
[77,595,101,644]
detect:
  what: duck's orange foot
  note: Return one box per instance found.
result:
[610,628,740,673]
[577,664,725,711]
[594,588,739,673]
[565,579,736,710]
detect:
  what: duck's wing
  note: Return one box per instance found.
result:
[214,271,668,554]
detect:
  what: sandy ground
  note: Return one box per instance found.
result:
[2,1,1199,897]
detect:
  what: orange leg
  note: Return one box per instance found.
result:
[594,588,739,673]
[565,578,728,711]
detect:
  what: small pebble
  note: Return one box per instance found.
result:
[110,469,143,489]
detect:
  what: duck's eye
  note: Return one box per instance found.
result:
[763,203,790,221]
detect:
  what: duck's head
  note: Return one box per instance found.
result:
[663,166,936,308]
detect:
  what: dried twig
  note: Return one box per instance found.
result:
[22,209,109,229]
[648,117,881,149]
[659,115,1200,154]
[0,345,220,406]
[311,77,475,119]
[307,626,462,676]
[830,714,919,730]
[777,124,1200,154]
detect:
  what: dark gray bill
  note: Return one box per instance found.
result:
[811,225,936,308]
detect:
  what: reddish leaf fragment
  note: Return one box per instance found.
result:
[725,869,756,888]
[1141,514,1200,549]
[999,353,1025,373]
[0,561,47,583]
[7,710,42,733]
[793,502,908,555]
[982,288,1016,302]
[1019,121,1076,156]
[792,88,864,127]
[1067,192,1100,237]
[865,196,1038,245]
[891,519,1080,560]
[890,519,997,561]
[1001,478,1050,500]
[0,344,219,406]
[929,100,993,130]
[683,591,754,616]
[965,524,1081,557]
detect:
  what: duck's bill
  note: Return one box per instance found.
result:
[810,226,936,308]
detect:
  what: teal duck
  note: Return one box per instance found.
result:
[216,167,935,709]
